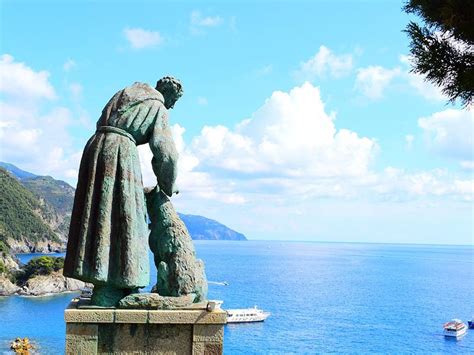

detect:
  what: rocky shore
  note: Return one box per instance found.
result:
[0,270,86,297]
[6,237,66,254]
[0,253,85,297]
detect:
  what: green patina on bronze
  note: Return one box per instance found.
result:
[64,77,206,307]
[146,187,208,303]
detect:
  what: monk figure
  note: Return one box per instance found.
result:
[64,77,183,306]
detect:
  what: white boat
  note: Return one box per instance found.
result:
[443,319,467,338]
[226,306,270,323]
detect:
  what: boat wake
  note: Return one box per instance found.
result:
[208,281,229,286]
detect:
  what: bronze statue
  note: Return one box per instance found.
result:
[63,77,206,307]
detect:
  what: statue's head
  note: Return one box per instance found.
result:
[155,76,183,109]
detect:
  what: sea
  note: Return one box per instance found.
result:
[1,241,473,354]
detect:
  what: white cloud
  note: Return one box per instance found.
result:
[123,27,163,49]
[418,108,473,161]
[63,59,76,72]
[0,56,86,182]
[296,46,353,80]
[353,55,450,102]
[191,82,377,179]
[0,54,56,100]
[190,10,223,28]
[138,124,246,205]
[460,161,474,170]
[373,167,473,202]
[355,65,401,99]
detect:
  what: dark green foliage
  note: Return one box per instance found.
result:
[0,260,7,274]
[403,0,474,106]
[0,168,60,244]
[16,256,64,283]
[0,240,9,254]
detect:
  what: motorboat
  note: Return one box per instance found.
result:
[226,306,270,323]
[443,319,467,338]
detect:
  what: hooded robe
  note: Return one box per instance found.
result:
[63,82,178,289]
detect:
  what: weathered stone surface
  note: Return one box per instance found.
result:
[65,300,225,354]
[146,187,208,302]
[203,343,223,355]
[147,310,227,324]
[118,292,196,309]
[18,270,86,296]
[66,300,227,325]
[66,323,98,355]
[114,309,148,323]
[65,308,115,323]
[193,324,224,343]
[193,341,205,354]
[0,275,20,296]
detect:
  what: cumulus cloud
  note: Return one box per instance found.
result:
[354,55,448,102]
[123,27,163,49]
[355,65,401,99]
[192,82,377,178]
[0,54,56,100]
[138,124,246,205]
[373,167,473,202]
[418,108,473,161]
[0,56,85,181]
[295,46,353,80]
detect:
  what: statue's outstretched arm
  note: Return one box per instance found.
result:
[149,110,179,197]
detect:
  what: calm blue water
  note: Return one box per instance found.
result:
[1,241,473,354]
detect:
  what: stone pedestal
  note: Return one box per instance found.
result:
[65,298,226,355]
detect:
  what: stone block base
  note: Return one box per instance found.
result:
[65,299,226,355]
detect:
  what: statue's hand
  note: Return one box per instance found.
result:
[144,185,158,199]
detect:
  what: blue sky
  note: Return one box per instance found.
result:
[1,0,473,244]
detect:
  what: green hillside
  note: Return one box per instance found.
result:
[0,168,61,249]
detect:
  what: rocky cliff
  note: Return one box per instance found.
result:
[0,168,66,253]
